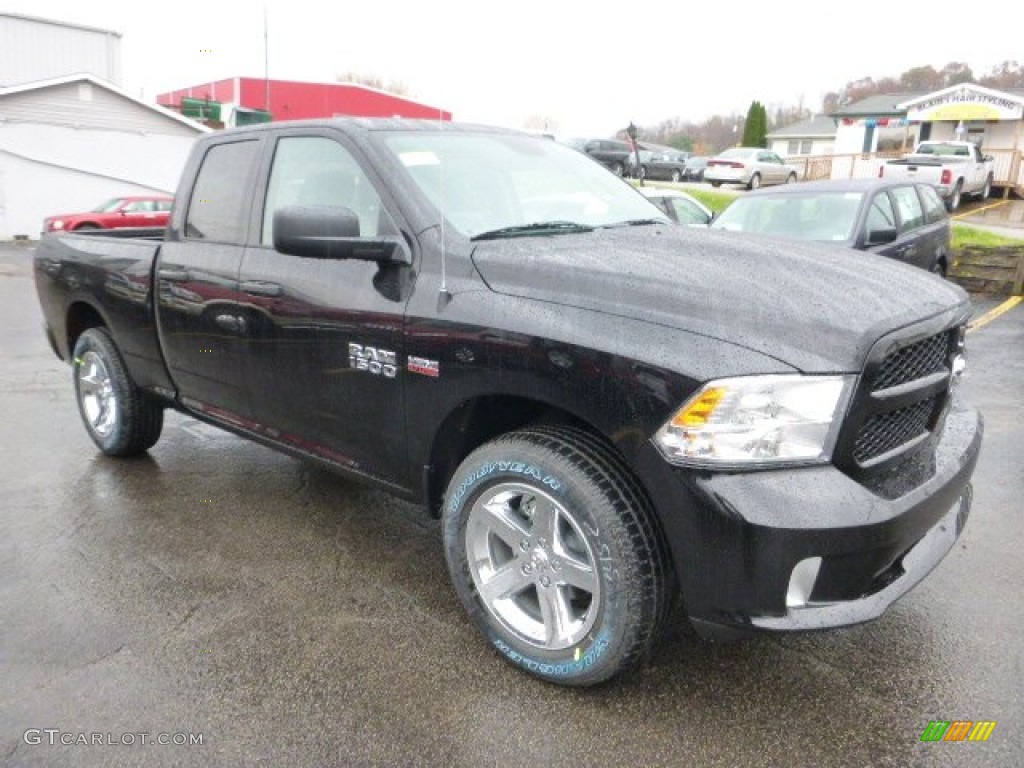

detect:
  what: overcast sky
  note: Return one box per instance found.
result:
[8,0,1024,137]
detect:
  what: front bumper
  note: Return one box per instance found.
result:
[635,396,982,637]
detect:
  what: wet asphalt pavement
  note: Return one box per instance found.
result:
[1,242,1021,767]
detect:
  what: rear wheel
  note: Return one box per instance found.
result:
[947,181,963,212]
[786,173,797,184]
[710,181,721,188]
[670,169,682,183]
[748,173,761,190]
[73,328,164,456]
[442,426,673,686]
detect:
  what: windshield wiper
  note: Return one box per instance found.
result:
[470,221,594,241]
[604,218,666,228]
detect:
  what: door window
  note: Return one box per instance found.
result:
[865,192,897,237]
[918,185,948,224]
[261,136,394,246]
[669,197,711,226]
[890,186,925,232]
[185,140,260,243]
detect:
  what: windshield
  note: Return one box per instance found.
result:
[92,198,125,213]
[712,192,864,242]
[380,132,668,238]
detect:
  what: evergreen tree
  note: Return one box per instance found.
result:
[741,101,768,147]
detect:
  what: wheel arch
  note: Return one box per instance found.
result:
[66,301,108,358]
[425,394,626,518]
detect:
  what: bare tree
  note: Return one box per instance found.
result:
[335,71,410,96]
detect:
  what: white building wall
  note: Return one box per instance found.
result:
[0,122,197,239]
[833,124,867,154]
[0,14,121,87]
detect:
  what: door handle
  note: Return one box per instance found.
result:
[241,280,283,298]
[158,268,189,282]
[214,314,245,333]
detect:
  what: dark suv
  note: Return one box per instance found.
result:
[565,138,634,176]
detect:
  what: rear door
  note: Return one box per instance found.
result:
[914,184,951,272]
[236,129,414,485]
[155,137,262,420]
[865,185,930,270]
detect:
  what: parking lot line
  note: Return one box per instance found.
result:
[953,200,1010,220]
[967,296,1022,332]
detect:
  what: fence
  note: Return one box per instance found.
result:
[784,149,1024,194]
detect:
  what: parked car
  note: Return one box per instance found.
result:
[683,156,709,182]
[631,150,690,182]
[564,137,634,176]
[637,187,714,226]
[710,178,952,275]
[705,148,798,190]
[43,196,174,233]
[880,140,994,211]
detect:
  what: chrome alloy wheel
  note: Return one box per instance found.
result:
[77,351,118,437]
[465,482,600,650]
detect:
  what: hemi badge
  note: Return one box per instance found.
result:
[408,356,440,378]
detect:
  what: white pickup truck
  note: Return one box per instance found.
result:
[880,140,995,211]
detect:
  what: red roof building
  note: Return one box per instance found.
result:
[157,77,451,123]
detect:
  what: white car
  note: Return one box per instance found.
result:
[637,187,714,226]
[704,148,799,190]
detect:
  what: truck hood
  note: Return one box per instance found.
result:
[471,226,968,372]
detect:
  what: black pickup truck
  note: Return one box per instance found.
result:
[34,119,982,686]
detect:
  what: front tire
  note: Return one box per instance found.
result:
[980,175,992,200]
[442,426,673,686]
[73,328,164,456]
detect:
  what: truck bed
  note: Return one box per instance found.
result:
[33,231,172,394]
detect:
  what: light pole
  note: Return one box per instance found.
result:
[627,121,642,186]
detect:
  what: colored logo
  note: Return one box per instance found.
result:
[921,720,996,742]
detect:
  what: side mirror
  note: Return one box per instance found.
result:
[867,226,899,246]
[272,205,409,263]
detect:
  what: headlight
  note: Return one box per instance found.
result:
[653,374,854,467]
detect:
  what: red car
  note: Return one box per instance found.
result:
[43,196,174,233]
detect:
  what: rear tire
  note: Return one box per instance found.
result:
[710,181,721,188]
[442,425,673,686]
[947,181,963,212]
[786,173,797,184]
[748,173,761,190]
[72,328,164,456]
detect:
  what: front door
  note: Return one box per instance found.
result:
[155,138,262,421]
[237,131,413,485]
